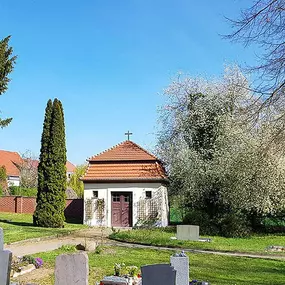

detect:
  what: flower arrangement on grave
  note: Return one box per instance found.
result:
[126,265,138,277]
[114,263,125,276]
[11,255,44,276]
[34,257,44,268]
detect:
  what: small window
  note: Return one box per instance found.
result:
[145,191,152,199]
[68,173,71,179]
[93,191,98,198]
[113,194,120,202]
[124,195,130,202]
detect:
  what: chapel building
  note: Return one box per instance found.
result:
[82,140,169,227]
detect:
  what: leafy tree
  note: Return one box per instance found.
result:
[0,166,8,195]
[225,0,285,113]
[67,164,87,198]
[33,99,67,228]
[18,151,38,189]
[0,36,17,128]
[158,66,285,236]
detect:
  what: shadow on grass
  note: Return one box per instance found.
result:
[0,219,32,227]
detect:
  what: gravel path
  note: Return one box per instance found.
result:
[5,228,109,256]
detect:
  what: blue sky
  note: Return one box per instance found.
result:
[0,0,256,164]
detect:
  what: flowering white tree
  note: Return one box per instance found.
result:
[157,66,285,235]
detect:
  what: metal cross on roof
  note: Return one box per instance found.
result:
[125,130,133,140]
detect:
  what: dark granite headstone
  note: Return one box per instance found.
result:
[141,264,176,285]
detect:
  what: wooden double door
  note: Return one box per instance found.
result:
[111,192,132,227]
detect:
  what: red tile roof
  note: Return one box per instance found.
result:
[89,140,158,162]
[0,150,22,176]
[66,161,76,172]
[0,150,75,176]
[82,141,167,182]
[23,159,75,172]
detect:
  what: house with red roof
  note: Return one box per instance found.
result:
[82,140,169,227]
[0,150,22,186]
[0,149,76,187]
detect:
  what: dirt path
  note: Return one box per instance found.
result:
[5,228,110,256]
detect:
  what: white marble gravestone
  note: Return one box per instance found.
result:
[170,255,189,285]
[0,227,12,285]
[177,225,199,241]
[55,252,89,285]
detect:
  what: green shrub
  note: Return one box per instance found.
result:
[9,186,37,197]
[218,211,251,237]
[183,209,251,237]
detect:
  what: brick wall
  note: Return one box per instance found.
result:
[0,196,83,220]
[0,196,17,212]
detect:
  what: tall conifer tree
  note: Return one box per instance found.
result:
[33,99,67,227]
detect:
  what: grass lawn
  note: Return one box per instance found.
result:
[109,228,285,256]
[13,245,284,285]
[0,212,87,244]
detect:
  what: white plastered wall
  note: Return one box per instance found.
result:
[7,176,20,187]
[84,182,169,227]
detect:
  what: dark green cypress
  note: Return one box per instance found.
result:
[33,99,67,227]
[33,100,53,226]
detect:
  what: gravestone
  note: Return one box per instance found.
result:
[0,228,12,285]
[170,254,189,285]
[177,225,199,241]
[141,264,176,285]
[0,227,3,250]
[55,252,88,285]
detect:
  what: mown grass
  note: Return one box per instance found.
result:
[18,245,285,285]
[109,228,285,256]
[0,212,87,244]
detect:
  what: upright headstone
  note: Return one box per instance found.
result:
[0,227,3,250]
[177,225,199,241]
[0,228,12,285]
[55,252,89,285]
[170,255,189,285]
[141,264,176,285]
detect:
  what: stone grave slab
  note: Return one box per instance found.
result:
[170,255,189,285]
[177,225,199,241]
[100,276,128,285]
[141,264,176,285]
[0,250,12,285]
[55,252,88,285]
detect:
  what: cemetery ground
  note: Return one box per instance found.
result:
[109,228,285,256]
[0,213,87,244]
[10,244,285,285]
[2,213,285,284]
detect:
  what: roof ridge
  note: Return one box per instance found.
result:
[88,140,158,161]
[0,149,20,154]
[88,141,126,161]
